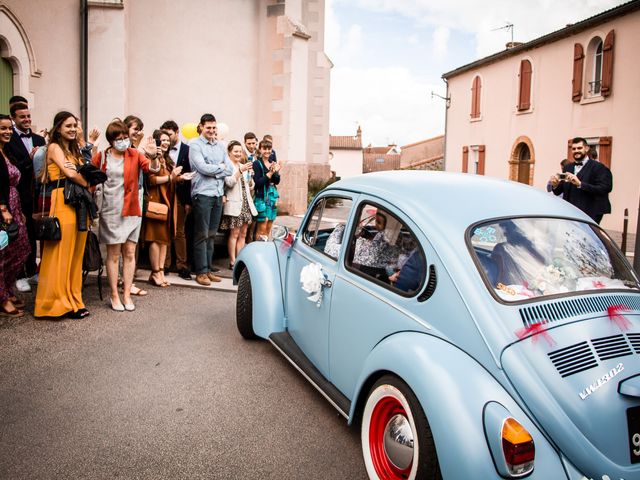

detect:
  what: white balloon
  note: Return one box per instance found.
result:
[217,122,229,140]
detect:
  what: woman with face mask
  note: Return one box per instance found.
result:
[91,119,160,312]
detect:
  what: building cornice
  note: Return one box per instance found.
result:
[442,0,640,79]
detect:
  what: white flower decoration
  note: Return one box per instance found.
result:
[300,263,326,305]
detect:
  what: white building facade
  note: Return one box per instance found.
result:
[0,0,331,214]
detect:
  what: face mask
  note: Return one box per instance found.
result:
[113,138,130,152]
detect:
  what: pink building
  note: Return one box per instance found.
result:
[0,0,331,214]
[442,1,640,231]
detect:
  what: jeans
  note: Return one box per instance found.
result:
[192,194,223,274]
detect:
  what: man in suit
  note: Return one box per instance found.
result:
[550,137,612,224]
[162,120,193,280]
[5,102,46,290]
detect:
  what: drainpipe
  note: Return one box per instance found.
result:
[441,76,449,171]
[80,0,88,129]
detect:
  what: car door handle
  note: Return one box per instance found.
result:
[322,279,332,288]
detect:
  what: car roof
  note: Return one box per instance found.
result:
[330,171,591,233]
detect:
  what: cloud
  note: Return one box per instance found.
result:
[432,26,450,58]
[330,66,446,146]
[407,33,419,45]
[340,0,626,57]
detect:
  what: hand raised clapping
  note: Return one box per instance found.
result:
[142,136,159,157]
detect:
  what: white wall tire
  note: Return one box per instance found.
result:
[361,375,440,480]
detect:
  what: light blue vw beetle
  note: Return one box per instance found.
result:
[233,171,640,480]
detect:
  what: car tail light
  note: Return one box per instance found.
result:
[501,417,535,476]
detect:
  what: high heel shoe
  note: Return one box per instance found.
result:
[159,268,170,287]
[110,298,125,312]
[148,270,165,287]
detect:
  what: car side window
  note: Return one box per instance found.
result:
[302,196,353,259]
[345,203,426,295]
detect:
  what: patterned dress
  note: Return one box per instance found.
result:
[0,155,30,303]
[220,175,253,230]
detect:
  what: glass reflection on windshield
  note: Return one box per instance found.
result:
[470,218,639,302]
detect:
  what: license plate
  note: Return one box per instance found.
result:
[627,406,640,464]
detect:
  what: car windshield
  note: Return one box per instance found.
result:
[469,217,640,302]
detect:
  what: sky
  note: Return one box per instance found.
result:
[325,0,628,147]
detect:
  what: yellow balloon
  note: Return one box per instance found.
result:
[182,123,198,140]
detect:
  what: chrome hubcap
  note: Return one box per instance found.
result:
[383,414,414,470]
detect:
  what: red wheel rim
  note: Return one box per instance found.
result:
[369,395,413,479]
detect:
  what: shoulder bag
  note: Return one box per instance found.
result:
[34,162,62,242]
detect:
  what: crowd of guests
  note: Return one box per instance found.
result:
[0,96,282,318]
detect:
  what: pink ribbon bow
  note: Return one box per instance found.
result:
[515,322,556,347]
[607,304,632,331]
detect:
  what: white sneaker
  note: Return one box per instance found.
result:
[15,278,31,292]
[27,274,39,285]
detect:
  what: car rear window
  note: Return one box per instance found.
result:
[469,217,640,302]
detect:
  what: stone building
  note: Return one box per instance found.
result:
[0,0,331,214]
[442,0,640,231]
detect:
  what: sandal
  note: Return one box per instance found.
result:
[148,270,166,287]
[0,301,24,318]
[8,296,26,309]
[159,268,171,287]
[130,284,148,296]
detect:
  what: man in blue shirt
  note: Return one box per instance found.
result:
[189,114,233,285]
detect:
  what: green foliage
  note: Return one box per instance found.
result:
[307,175,338,206]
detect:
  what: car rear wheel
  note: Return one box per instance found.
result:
[236,268,258,339]
[361,375,440,480]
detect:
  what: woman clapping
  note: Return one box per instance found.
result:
[92,119,160,312]
[220,140,257,268]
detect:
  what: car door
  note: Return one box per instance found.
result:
[285,193,355,378]
[328,200,430,398]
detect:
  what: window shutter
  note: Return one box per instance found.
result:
[598,136,612,168]
[518,60,532,111]
[567,139,573,160]
[477,145,486,175]
[601,30,614,97]
[572,43,584,102]
[462,146,469,173]
[471,76,481,118]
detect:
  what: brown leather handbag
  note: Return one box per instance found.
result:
[145,201,168,222]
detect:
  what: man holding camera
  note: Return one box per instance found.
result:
[550,137,612,224]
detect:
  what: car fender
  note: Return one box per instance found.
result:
[234,242,285,339]
[350,331,566,479]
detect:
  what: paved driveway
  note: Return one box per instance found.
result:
[0,282,365,479]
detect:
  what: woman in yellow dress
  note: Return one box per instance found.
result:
[35,112,91,319]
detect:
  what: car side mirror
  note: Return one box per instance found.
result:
[271,225,289,240]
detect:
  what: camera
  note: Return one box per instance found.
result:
[558,173,567,180]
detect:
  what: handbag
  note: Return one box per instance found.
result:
[145,201,168,221]
[0,221,19,242]
[82,228,104,300]
[34,165,62,242]
[93,151,106,214]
